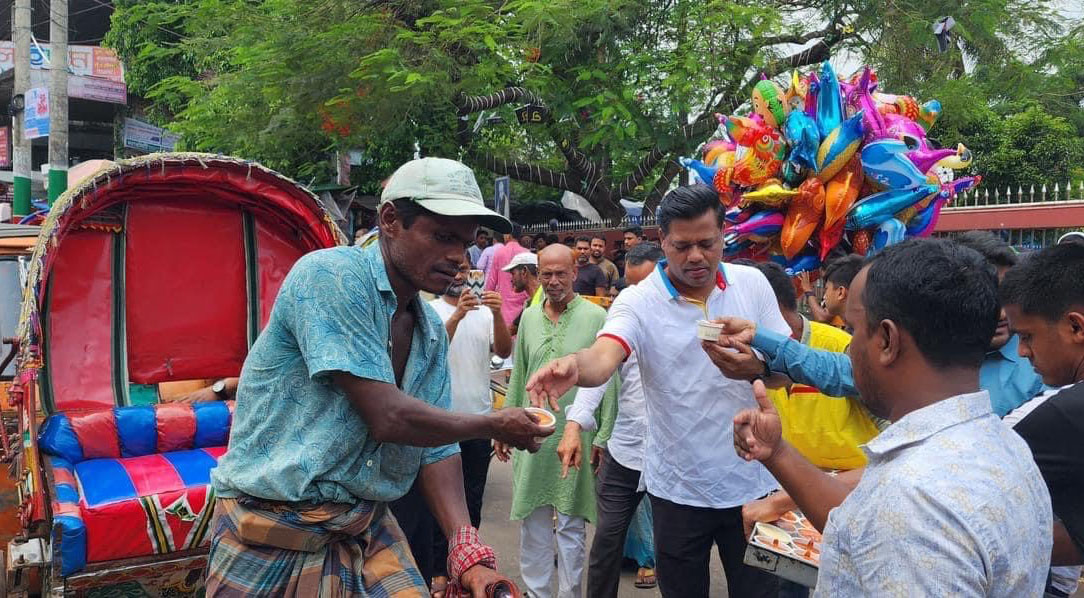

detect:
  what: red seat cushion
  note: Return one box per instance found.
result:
[73,448,223,563]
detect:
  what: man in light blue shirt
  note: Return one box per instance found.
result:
[742,231,1043,416]
[730,239,1051,596]
[209,158,549,596]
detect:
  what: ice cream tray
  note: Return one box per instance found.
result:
[743,510,821,588]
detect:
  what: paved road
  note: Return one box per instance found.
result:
[478,457,729,597]
[477,457,1084,597]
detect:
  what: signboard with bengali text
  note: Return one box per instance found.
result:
[0,43,124,82]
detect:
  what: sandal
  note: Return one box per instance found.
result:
[431,575,448,598]
[634,567,657,589]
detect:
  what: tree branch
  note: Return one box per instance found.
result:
[474,151,571,190]
[456,87,542,116]
[758,24,840,48]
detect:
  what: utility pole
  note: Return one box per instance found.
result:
[12,0,31,217]
[48,0,68,204]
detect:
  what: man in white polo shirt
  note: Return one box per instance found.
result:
[527,184,791,598]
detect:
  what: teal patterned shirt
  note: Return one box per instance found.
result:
[211,244,458,504]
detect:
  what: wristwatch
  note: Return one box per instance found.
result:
[212,379,229,400]
[753,359,772,382]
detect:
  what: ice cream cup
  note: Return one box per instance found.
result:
[697,319,724,342]
[524,407,557,443]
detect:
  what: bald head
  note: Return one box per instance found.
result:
[539,243,576,269]
[538,244,576,305]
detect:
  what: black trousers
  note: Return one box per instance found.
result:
[390,440,492,582]
[650,494,780,598]
[432,438,492,577]
[586,451,646,598]
[389,475,436,583]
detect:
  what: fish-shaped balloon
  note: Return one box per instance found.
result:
[781,178,825,259]
[861,139,927,189]
[917,100,941,132]
[819,219,845,261]
[679,157,740,207]
[823,156,863,230]
[884,113,927,148]
[723,210,784,245]
[846,184,939,230]
[816,112,865,181]
[741,179,798,208]
[873,92,920,121]
[719,114,786,187]
[752,79,788,129]
[869,218,906,255]
[784,111,819,170]
[816,61,843,139]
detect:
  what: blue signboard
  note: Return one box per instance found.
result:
[24,87,49,140]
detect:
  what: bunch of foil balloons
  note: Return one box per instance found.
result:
[680,61,980,274]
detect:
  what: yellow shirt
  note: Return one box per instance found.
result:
[768,319,880,470]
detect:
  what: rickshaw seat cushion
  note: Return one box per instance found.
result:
[39,401,233,463]
[48,457,87,575]
[46,448,227,573]
[39,401,233,573]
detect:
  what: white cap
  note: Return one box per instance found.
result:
[1057,231,1084,246]
[502,251,538,271]
[380,157,511,233]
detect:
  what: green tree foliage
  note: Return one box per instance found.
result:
[106,0,1082,211]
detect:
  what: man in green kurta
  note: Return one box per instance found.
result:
[495,244,617,598]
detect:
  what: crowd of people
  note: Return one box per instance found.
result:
[203,156,1084,598]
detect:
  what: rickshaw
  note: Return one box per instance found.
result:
[2,154,344,597]
[0,225,40,557]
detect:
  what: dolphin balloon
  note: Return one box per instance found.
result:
[846,184,939,230]
[861,139,927,189]
[816,61,844,139]
[869,218,906,255]
[784,110,820,170]
[724,210,784,245]
[816,112,865,181]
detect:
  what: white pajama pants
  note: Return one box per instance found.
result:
[519,506,586,598]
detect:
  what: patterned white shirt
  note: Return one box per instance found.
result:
[815,391,1052,597]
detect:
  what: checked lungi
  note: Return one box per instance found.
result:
[205,496,428,597]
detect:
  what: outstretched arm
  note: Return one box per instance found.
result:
[333,373,550,450]
[716,317,859,398]
[525,336,627,411]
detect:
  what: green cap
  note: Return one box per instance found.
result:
[380,157,511,233]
